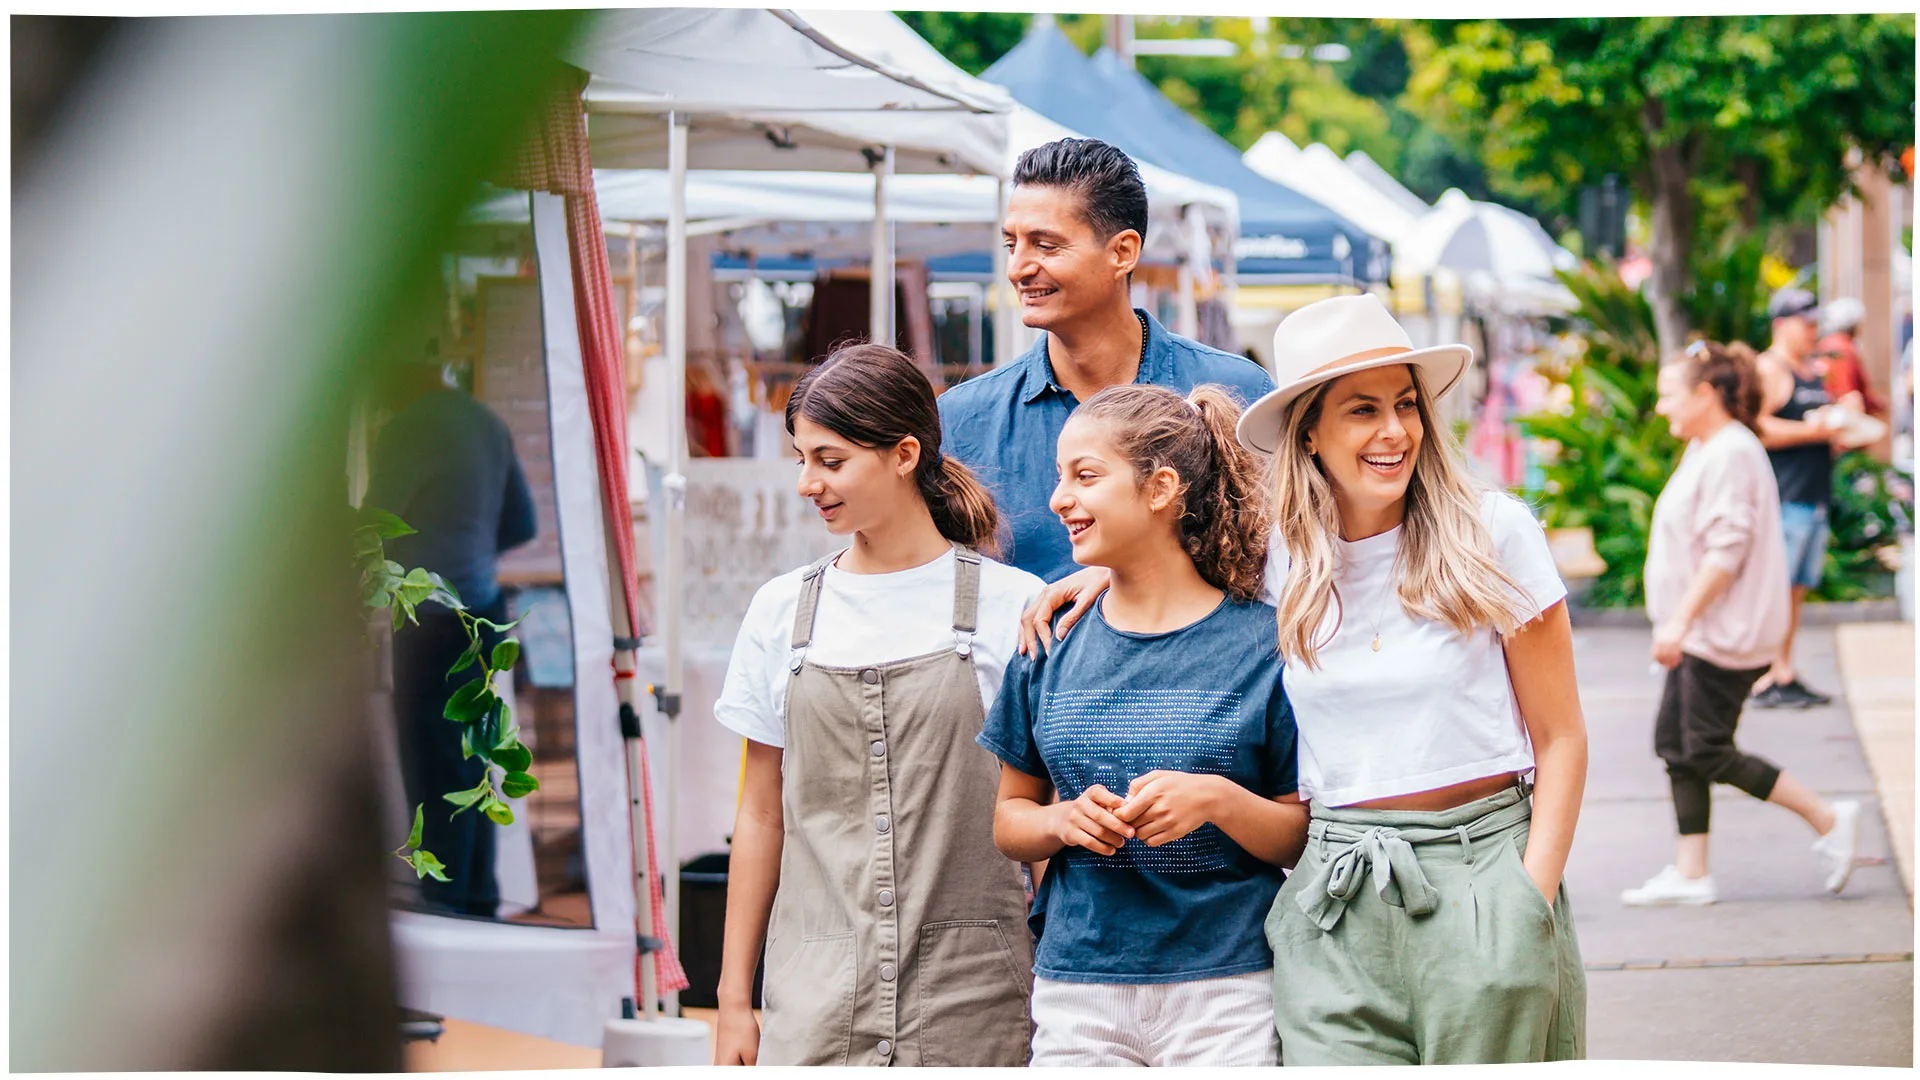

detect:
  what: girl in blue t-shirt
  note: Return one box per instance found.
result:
[978,383,1307,1067]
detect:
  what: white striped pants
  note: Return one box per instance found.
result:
[1029,970,1279,1067]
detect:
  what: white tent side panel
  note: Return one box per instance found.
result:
[389,192,637,1049]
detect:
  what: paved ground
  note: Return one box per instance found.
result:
[1568,624,1913,1066]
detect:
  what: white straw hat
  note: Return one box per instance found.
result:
[1236,294,1474,454]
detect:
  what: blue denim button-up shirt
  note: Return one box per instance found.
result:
[937,309,1275,583]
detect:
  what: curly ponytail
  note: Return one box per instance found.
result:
[1076,383,1270,601]
[785,343,1002,554]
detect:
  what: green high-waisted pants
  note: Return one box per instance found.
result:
[1266,782,1586,1065]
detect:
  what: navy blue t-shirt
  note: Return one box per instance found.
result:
[977,595,1297,984]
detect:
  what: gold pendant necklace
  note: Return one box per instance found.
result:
[1365,584,1393,653]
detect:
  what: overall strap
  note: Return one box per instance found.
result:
[788,550,844,669]
[951,544,982,657]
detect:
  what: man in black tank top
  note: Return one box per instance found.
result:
[1753,289,1848,709]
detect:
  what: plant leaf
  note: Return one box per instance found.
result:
[482,799,515,826]
[490,640,520,671]
[407,804,425,849]
[447,639,482,678]
[427,572,463,607]
[410,849,450,883]
[364,507,418,539]
[501,771,540,799]
[443,678,492,721]
[473,614,526,634]
[444,777,489,813]
[493,723,520,753]
[495,743,532,774]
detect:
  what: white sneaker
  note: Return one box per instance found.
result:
[1812,800,1861,895]
[1621,865,1718,906]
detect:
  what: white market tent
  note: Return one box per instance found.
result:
[468,156,1235,271]
[1345,149,1434,220]
[396,9,1005,1049]
[1242,132,1414,251]
[1246,134,1575,317]
[794,8,1241,352]
[1399,188,1578,315]
[578,7,1007,177]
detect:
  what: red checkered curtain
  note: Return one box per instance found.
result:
[504,68,688,997]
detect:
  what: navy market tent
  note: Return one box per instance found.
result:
[983,24,1386,284]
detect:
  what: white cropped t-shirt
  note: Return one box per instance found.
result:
[1264,491,1568,806]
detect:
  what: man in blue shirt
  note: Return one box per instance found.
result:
[938,139,1274,582]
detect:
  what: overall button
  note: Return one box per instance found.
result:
[877,889,894,907]
[870,740,886,757]
[860,668,880,685]
[875,815,890,833]
[877,1040,893,1058]
[879,962,897,982]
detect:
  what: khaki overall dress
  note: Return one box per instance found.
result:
[756,546,1034,1067]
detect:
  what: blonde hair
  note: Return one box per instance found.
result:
[1075,383,1270,602]
[1268,365,1534,669]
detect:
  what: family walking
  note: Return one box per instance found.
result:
[700,137,1840,1068]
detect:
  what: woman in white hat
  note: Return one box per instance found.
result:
[1019,294,1588,1063]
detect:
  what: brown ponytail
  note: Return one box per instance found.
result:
[1076,383,1271,601]
[785,343,1001,554]
[1675,339,1764,432]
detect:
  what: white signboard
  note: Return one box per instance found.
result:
[653,458,841,647]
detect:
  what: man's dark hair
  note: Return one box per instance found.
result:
[1012,138,1149,247]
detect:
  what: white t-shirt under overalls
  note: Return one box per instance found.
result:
[715,547,1044,748]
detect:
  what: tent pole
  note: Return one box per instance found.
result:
[1176,204,1199,340]
[993,176,1015,366]
[870,145,895,348]
[641,108,691,1023]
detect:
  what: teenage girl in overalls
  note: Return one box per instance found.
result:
[980,383,1307,1066]
[710,344,1043,1067]
[1024,296,1590,1064]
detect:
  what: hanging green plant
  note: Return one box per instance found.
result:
[353,506,539,884]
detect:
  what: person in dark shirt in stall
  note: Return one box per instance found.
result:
[366,342,537,917]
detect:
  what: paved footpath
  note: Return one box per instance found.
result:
[1568,624,1912,1066]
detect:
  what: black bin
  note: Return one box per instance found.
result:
[678,851,764,1009]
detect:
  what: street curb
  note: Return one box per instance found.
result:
[1835,622,1915,902]
[1570,599,1905,629]
[1585,952,1913,972]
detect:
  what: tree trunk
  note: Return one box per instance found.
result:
[1641,103,1694,359]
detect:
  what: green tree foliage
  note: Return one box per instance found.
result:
[1517,261,1675,607]
[897,10,1028,75]
[1405,16,1916,351]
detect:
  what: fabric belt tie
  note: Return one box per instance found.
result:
[1295,794,1535,932]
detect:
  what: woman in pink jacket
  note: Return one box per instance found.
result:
[1623,341,1861,906]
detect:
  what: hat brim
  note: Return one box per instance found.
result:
[1235,344,1474,455]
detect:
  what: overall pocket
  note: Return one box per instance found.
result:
[757,932,856,1066]
[916,920,1033,1067]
